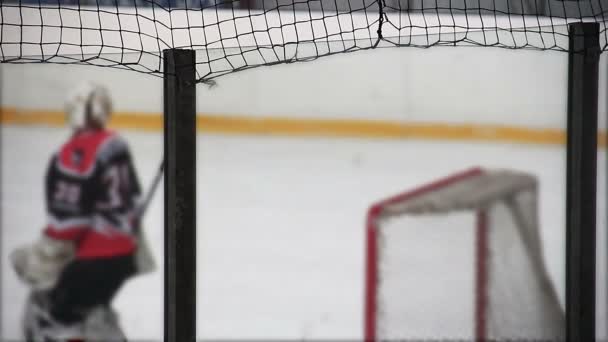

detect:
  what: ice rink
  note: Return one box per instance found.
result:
[1,124,606,340]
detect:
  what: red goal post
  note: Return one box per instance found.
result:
[364,167,564,341]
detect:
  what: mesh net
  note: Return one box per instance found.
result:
[366,169,564,340]
[1,0,607,82]
[377,213,477,338]
[484,195,564,339]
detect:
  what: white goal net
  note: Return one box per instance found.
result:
[364,167,564,340]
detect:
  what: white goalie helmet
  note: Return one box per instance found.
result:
[65,82,112,130]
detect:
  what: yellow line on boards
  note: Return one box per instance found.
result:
[1,107,606,147]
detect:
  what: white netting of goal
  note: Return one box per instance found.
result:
[364,167,564,341]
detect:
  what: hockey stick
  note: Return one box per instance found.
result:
[135,160,165,218]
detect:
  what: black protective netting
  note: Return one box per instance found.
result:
[1,0,607,82]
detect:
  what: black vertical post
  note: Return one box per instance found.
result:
[566,22,599,342]
[164,49,196,342]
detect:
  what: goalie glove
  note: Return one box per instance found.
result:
[10,237,75,291]
[132,224,156,275]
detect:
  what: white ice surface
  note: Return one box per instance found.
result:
[1,125,605,340]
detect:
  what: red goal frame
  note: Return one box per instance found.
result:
[363,167,488,341]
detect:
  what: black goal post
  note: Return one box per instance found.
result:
[163,48,197,342]
[566,22,600,342]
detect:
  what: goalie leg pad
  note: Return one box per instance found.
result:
[22,292,126,342]
[22,291,85,342]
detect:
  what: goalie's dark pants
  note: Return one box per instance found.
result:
[49,254,136,324]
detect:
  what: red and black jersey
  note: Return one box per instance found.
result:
[44,129,142,259]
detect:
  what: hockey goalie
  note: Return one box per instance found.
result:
[10,82,156,341]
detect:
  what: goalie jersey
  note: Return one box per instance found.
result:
[44,129,142,259]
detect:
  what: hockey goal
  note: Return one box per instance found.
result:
[364,167,564,341]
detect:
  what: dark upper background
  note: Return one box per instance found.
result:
[8,0,606,18]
